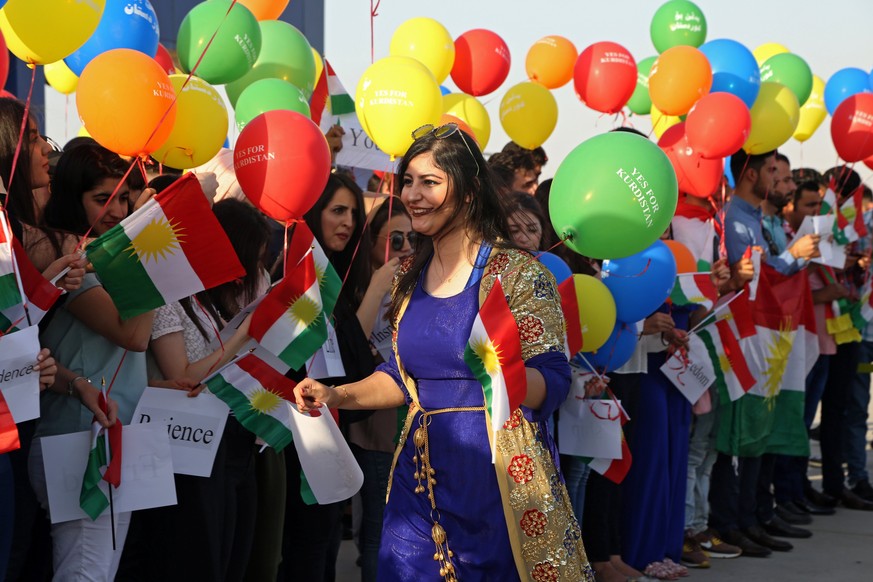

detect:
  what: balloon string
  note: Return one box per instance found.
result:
[105,349,128,397]
[74,157,139,252]
[64,94,70,144]
[6,65,37,203]
[383,193,394,265]
[370,0,381,64]
[194,295,226,380]
[602,258,652,279]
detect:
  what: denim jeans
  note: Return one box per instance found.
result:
[685,409,717,535]
[804,355,830,429]
[560,454,591,524]
[845,340,873,487]
[351,445,394,582]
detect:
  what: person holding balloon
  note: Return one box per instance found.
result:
[292,124,592,581]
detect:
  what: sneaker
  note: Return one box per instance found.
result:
[851,479,873,502]
[695,529,742,559]
[682,533,711,568]
[719,529,769,558]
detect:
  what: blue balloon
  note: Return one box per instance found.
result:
[64,0,160,77]
[223,136,230,149]
[824,68,872,115]
[724,155,735,188]
[536,251,572,284]
[601,239,677,323]
[699,39,760,109]
[439,85,451,96]
[576,321,638,374]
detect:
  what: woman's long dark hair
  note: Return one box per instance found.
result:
[303,172,370,311]
[44,143,128,235]
[387,128,512,322]
[207,198,271,322]
[0,98,40,226]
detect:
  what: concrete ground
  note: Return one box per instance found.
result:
[335,402,873,582]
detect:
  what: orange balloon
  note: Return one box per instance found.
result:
[439,113,479,148]
[664,239,697,273]
[649,46,712,116]
[77,49,177,157]
[525,35,577,89]
[237,0,289,20]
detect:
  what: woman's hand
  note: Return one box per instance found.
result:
[293,378,340,412]
[583,374,610,399]
[42,253,88,292]
[133,187,157,212]
[370,257,400,296]
[710,258,731,287]
[75,379,118,428]
[642,312,675,335]
[34,349,57,391]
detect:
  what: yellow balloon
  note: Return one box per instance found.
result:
[45,60,79,95]
[77,125,91,138]
[0,0,105,65]
[151,75,229,170]
[793,75,826,143]
[650,104,682,139]
[743,82,800,154]
[443,93,491,150]
[312,48,324,87]
[355,56,442,158]
[389,17,455,84]
[499,82,557,150]
[753,42,789,67]
[572,275,617,353]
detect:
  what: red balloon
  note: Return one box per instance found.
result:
[450,29,511,97]
[234,110,332,222]
[658,122,723,199]
[865,154,873,172]
[685,92,751,159]
[153,43,176,76]
[0,31,8,90]
[831,93,873,163]
[573,41,637,114]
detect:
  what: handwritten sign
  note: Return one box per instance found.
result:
[557,365,623,459]
[660,335,715,405]
[132,387,229,477]
[0,326,40,423]
[41,424,176,524]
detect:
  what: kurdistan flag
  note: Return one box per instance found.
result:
[697,319,756,402]
[0,213,61,332]
[820,183,851,245]
[86,174,245,319]
[558,277,583,355]
[580,393,632,484]
[249,223,341,370]
[463,278,527,460]
[80,393,122,520]
[717,266,818,457]
[205,353,298,452]
[670,272,718,311]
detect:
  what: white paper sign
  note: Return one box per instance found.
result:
[132,387,229,477]
[41,424,177,524]
[660,335,716,405]
[0,326,40,422]
[305,318,345,379]
[748,248,762,300]
[287,406,363,504]
[320,112,395,173]
[799,215,847,269]
[558,365,623,459]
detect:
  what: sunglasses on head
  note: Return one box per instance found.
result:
[411,122,480,177]
[385,230,418,251]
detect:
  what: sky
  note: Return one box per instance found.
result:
[320,0,873,182]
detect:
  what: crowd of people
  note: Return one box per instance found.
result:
[0,91,870,582]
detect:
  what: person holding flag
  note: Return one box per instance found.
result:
[293,124,591,581]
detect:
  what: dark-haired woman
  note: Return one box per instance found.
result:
[293,126,592,581]
[279,172,378,582]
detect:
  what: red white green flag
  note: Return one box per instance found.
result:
[249,223,341,370]
[840,186,868,242]
[670,272,718,311]
[821,183,851,244]
[86,173,245,319]
[0,391,19,454]
[464,278,527,459]
[698,319,756,401]
[583,432,632,484]
[310,60,355,126]
[205,353,298,452]
[558,277,583,356]
[0,213,62,332]
[80,392,122,520]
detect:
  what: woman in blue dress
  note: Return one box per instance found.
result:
[294,125,592,581]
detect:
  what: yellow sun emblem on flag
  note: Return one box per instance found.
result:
[249,387,282,414]
[718,353,732,375]
[689,295,706,303]
[762,318,794,403]
[127,217,183,264]
[471,337,501,375]
[286,294,320,328]
[314,261,326,287]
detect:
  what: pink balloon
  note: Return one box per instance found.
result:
[685,92,751,159]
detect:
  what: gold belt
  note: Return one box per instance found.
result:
[410,404,486,582]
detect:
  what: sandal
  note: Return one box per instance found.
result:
[643,561,678,581]
[662,558,689,578]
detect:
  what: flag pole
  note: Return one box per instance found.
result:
[101,377,117,551]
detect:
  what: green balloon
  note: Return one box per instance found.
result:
[760,53,813,106]
[225,20,315,108]
[549,132,678,260]
[177,0,261,85]
[650,0,707,54]
[627,56,658,115]
[235,79,311,132]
